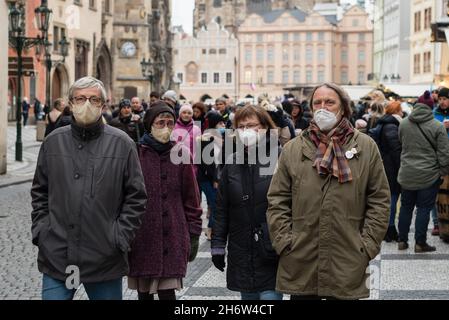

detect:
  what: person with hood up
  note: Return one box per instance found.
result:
[128,101,202,300]
[397,103,449,252]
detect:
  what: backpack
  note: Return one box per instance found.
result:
[368,123,384,151]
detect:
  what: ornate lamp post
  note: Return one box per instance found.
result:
[140,58,154,89]
[40,36,69,111]
[8,0,51,161]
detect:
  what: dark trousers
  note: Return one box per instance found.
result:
[398,178,441,244]
[22,112,29,126]
[199,180,217,228]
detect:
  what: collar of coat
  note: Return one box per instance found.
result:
[71,117,104,141]
[302,129,360,162]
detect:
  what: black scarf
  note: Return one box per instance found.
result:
[140,132,173,154]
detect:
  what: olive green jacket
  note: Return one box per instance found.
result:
[267,130,390,300]
[398,103,449,190]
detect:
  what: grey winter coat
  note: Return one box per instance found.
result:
[31,120,147,283]
[398,103,449,190]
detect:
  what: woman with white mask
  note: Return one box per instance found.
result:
[267,83,390,300]
[211,105,283,300]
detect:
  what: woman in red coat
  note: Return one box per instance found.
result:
[128,101,203,300]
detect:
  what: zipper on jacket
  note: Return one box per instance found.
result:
[248,164,256,289]
[90,165,95,198]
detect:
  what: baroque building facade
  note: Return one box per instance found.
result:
[193,0,338,35]
[112,0,173,102]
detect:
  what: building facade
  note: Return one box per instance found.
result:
[7,0,48,122]
[433,0,449,87]
[113,0,173,102]
[410,0,437,84]
[193,0,338,35]
[237,6,373,99]
[173,19,238,102]
[6,0,115,124]
[373,0,411,84]
[1,0,8,174]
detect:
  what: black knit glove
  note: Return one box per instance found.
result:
[212,254,225,272]
[189,234,200,262]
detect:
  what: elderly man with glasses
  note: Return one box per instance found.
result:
[31,76,147,300]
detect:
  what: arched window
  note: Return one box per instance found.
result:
[185,62,199,84]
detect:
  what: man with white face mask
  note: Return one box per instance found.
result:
[31,77,147,300]
[267,83,390,300]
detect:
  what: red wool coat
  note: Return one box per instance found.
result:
[128,144,202,278]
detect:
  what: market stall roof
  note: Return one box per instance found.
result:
[380,84,434,98]
[341,85,375,101]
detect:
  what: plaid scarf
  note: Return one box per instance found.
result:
[309,118,355,184]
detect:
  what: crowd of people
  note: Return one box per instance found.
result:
[30,76,449,301]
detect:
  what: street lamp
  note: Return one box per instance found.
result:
[8,0,51,162]
[141,58,154,86]
[40,35,69,112]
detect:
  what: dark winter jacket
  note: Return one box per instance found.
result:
[377,114,402,194]
[197,134,219,183]
[109,115,144,143]
[55,113,73,129]
[212,139,281,293]
[128,142,203,278]
[31,120,147,283]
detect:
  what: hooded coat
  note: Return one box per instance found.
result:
[398,103,449,190]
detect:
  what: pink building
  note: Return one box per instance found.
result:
[237,5,373,99]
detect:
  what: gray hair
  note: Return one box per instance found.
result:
[309,82,353,119]
[68,77,107,102]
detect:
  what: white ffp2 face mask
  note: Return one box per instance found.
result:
[314,109,339,132]
[239,129,258,147]
[71,101,102,127]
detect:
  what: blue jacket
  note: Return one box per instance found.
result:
[433,107,449,136]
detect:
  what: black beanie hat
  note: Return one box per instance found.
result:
[143,101,175,132]
[438,87,449,98]
[119,99,131,110]
[205,110,224,129]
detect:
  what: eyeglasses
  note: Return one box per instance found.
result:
[153,119,175,128]
[237,123,260,130]
[71,96,103,106]
[312,99,338,108]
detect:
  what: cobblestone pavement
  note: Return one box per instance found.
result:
[0,124,41,188]
[1,181,449,300]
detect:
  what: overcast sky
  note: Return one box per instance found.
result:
[171,0,373,35]
[172,0,195,34]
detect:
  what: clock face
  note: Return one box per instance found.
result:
[121,41,137,57]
